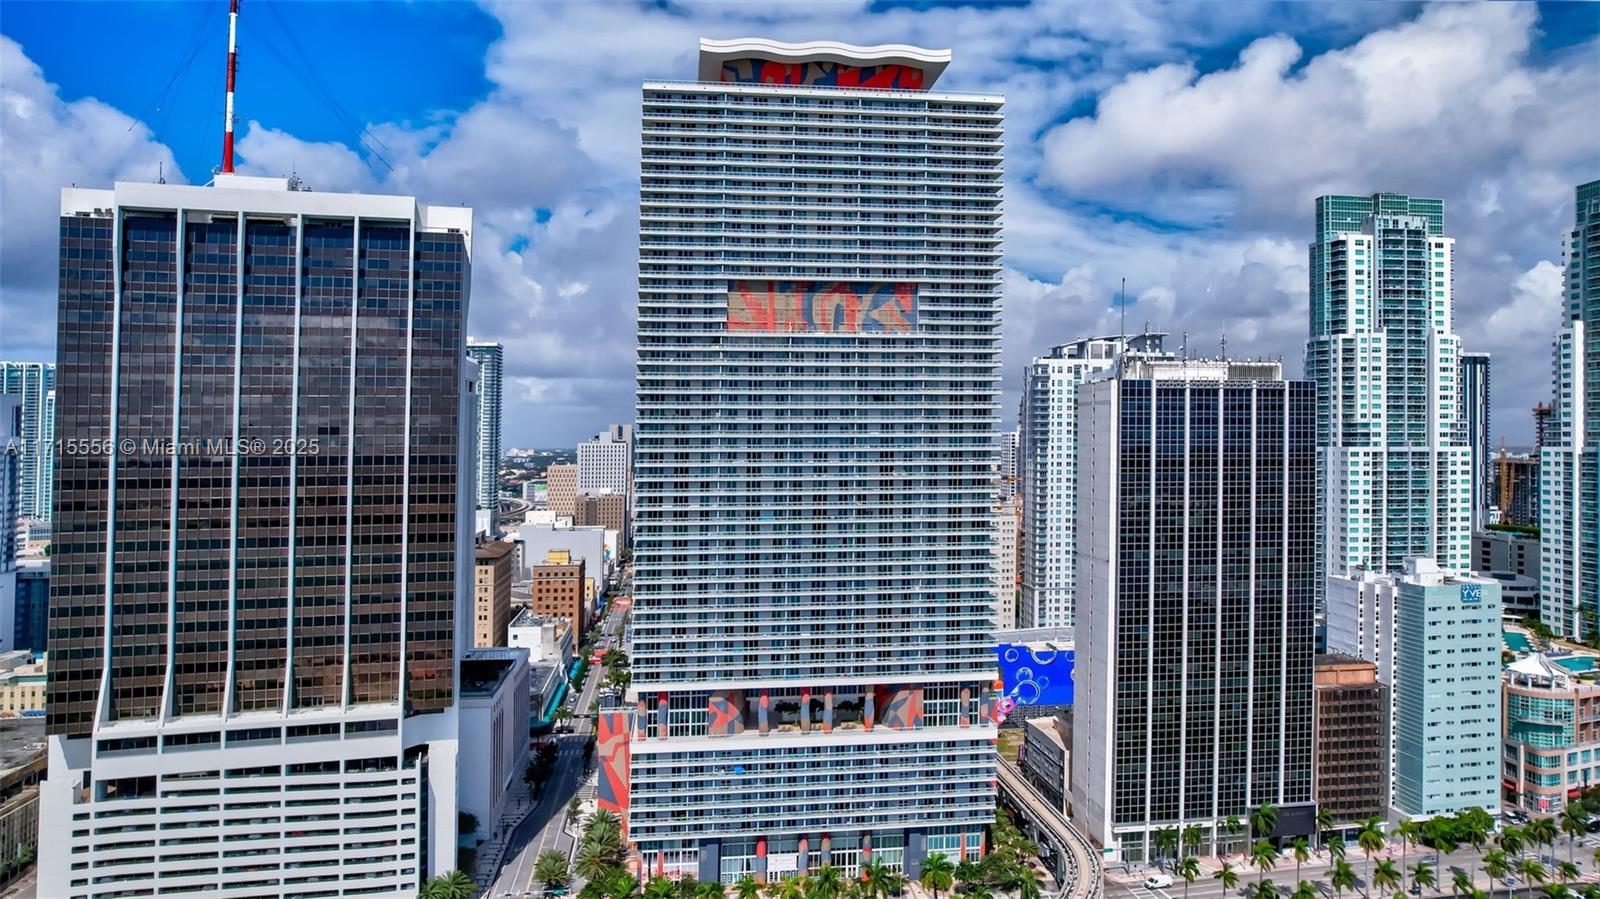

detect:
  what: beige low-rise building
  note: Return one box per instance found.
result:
[0,653,44,717]
[546,463,578,518]
[474,541,517,648]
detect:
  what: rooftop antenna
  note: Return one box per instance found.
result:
[1220,333,1228,360]
[158,161,166,185]
[1181,331,1188,361]
[1119,277,1126,345]
[221,0,240,173]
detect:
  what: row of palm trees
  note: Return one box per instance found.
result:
[549,811,1047,899]
[1153,802,1600,899]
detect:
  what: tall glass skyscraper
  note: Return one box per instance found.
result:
[467,340,503,510]
[1072,358,1317,861]
[1459,351,1491,530]
[1541,180,1600,637]
[628,38,1002,881]
[1307,193,1471,582]
[39,174,475,898]
[0,361,56,522]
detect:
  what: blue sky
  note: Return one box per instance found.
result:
[2,1,1597,445]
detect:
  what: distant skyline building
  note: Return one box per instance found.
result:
[1460,351,1491,531]
[994,500,1019,630]
[38,175,475,899]
[1018,333,1164,629]
[0,396,16,654]
[999,428,1019,501]
[1307,193,1471,584]
[0,361,55,523]
[1326,559,1501,819]
[1541,180,1600,638]
[546,462,578,517]
[578,428,631,496]
[467,340,504,510]
[1072,357,1317,861]
[626,38,1003,879]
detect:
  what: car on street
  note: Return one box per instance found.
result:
[1144,875,1173,889]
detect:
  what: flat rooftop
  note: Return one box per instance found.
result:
[0,719,46,775]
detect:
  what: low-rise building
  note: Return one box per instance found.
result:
[546,464,578,518]
[1313,654,1389,830]
[475,541,517,648]
[529,662,567,726]
[575,491,628,550]
[523,552,588,645]
[508,609,574,668]
[1475,528,1540,618]
[1021,714,1069,813]
[458,648,532,837]
[0,653,45,717]
[1503,653,1600,813]
[0,719,45,887]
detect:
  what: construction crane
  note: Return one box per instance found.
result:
[1499,443,1516,525]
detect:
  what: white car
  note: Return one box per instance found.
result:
[1144,874,1174,889]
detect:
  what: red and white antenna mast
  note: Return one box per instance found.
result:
[221,0,239,173]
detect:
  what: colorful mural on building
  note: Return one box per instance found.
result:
[727,280,917,334]
[994,643,1074,722]
[595,710,631,824]
[718,59,927,90]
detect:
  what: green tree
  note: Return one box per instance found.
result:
[919,855,955,899]
[1014,865,1043,899]
[1251,805,1281,842]
[1329,835,1347,862]
[576,842,620,881]
[1251,840,1279,892]
[1158,825,1184,870]
[952,860,982,893]
[1373,860,1401,896]
[1543,886,1577,899]
[1357,817,1387,899]
[1531,817,1561,859]
[1182,825,1205,858]
[1293,881,1319,899]
[1485,850,1512,899]
[698,881,726,899]
[810,864,847,899]
[537,850,573,890]
[1409,861,1436,897]
[773,877,809,899]
[644,878,678,899]
[607,871,641,899]
[733,876,762,899]
[1393,819,1419,892]
[1563,807,1589,867]
[1558,861,1581,884]
[1331,859,1357,899]
[422,871,475,899]
[458,811,480,836]
[1214,861,1241,898]
[1521,858,1549,889]
[1290,838,1311,884]
[1176,856,1201,899]
[567,795,584,826]
[1225,816,1245,852]
[860,860,893,899]
[1452,871,1476,899]
[1317,807,1336,850]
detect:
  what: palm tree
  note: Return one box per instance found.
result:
[1251,840,1279,892]
[1015,866,1043,899]
[1254,882,1282,899]
[1225,817,1246,854]
[1532,818,1561,861]
[1156,827,1182,870]
[1290,838,1311,884]
[1373,860,1402,897]
[920,855,955,899]
[1521,858,1549,890]
[773,877,809,899]
[1293,881,1318,899]
[810,865,846,899]
[1317,807,1336,850]
[1251,805,1281,843]
[1330,860,1357,899]
[860,860,891,899]
[644,878,678,899]
[1214,861,1241,898]
[1484,850,1511,899]
[1452,871,1476,899]
[1183,825,1205,859]
[1178,856,1202,899]
[537,850,573,889]
[608,871,642,899]
[1543,886,1577,899]
[426,871,475,899]
[1393,819,1418,892]
[1557,861,1581,884]
[698,882,726,899]
[567,795,585,826]
[1409,861,1435,897]
[1357,817,1387,899]
[577,842,620,881]
[733,876,761,899]
[952,860,981,894]
[1562,807,1588,867]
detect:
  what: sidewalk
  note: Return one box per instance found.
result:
[473,779,539,887]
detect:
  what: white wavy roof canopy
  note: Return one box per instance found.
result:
[698,38,952,88]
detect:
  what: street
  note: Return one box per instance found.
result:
[1106,833,1600,899]
[484,600,627,899]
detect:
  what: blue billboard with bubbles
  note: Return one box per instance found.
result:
[995,644,1074,719]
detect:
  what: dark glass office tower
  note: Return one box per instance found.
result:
[40,174,475,899]
[1073,358,1317,862]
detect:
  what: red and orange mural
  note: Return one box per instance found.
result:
[595,710,631,824]
[719,59,927,90]
[726,281,917,334]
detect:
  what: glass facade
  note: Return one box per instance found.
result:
[466,341,503,510]
[630,43,1001,880]
[1074,363,1316,861]
[1308,193,1470,588]
[0,362,55,523]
